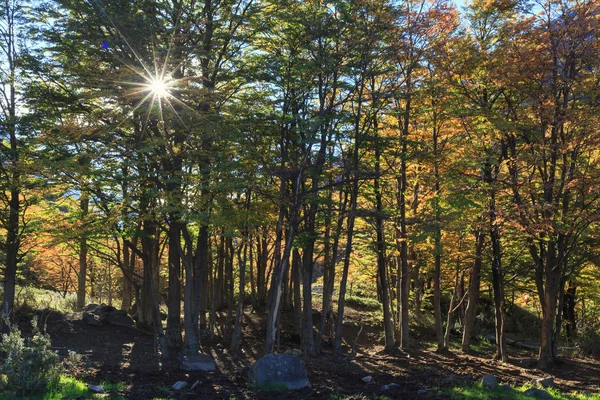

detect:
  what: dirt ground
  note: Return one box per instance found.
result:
[16,307,600,399]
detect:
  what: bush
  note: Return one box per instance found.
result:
[575,328,600,358]
[0,317,61,396]
[345,295,381,311]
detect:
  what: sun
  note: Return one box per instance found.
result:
[148,77,171,98]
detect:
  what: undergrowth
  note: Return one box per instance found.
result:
[443,382,600,400]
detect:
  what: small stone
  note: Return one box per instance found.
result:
[382,383,400,390]
[172,381,187,391]
[292,349,303,357]
[417,389,427,395]
[524,387,552,399]
[531,376,555,389]
[482,374,498,389]
[88,385,105,393]
[362,376,375,384]
[500,384,511,391]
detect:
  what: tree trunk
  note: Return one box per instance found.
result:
[375,139,395,352]
[563,281,577,339]
[77,195,89,310]
[292,249,302,336]
[316,186,347,353]
[166,219,183,353]
[462,229,484,352]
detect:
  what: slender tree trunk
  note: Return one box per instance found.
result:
[77,195,89,310]
[374,136,395,351]
[265,174,301,354]
[333,176,358,356]
[292,249,302,336]
[316,186,347,353]
[166,219,183,353]
[564,281,577,339]
[230,238,247,353]
[462,229,484,352]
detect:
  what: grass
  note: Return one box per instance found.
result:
[345,295,381,311]
[443,382,600,400]
[99,381,126,392]
[1,375,89,400]
[248,382,289,392]
[0,376,129,400]
[330,395,392,400]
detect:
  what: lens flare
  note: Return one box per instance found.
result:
[148,78,171,98]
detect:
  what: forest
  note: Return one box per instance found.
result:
[1,0,600,399]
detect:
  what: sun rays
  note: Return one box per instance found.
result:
[91,0,198,132]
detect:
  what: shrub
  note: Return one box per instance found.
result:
[575,328,600,358]
[345,295,381,311]
[0,317,61,396]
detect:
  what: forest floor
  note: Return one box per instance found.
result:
[14,305,600,400]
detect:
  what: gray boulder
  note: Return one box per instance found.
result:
[248,354,310,390]
[181,353,216,372]
[531,377,555,389]
[82,312,103,327]
[482,374,498,389]
[105,313,135,328]
[82,303,135,328]
[524,387,552,399]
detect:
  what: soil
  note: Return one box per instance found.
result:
[14,307,600,399]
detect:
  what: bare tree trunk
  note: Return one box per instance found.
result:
[292,249,302,336]
[374,135,395,352]
[77,195,89,310]
[166,219,183,353]
[462,229,484,352]
[316,186,347,353]
[333,176,358,356]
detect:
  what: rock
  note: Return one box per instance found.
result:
[181,353,216,372]
[88,385,105,393]
[524,387,552,399]
[105,313,135,328]
[381,383,400,391]
[292,349,303,357]
[500,384,511,391]
[417,389,427,395]
[482,374,498,389]
[172,381,187,391]
[248,354,310,390]
[362,376,375,384]
[83,304,100,312]
[531,377,555,389]
[83,303,135,328]
[82,312,103,327]
[52,347,69,357]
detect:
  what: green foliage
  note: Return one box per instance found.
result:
[345,295,381,312]
[443,383,600,400]
[0,318,61,396]
[575,328,600,359]
[248,382,288,392]
[4,285,79,314]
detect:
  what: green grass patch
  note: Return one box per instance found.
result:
[345,295,381,311]
[99,381,126,392]
[1,375,89,400]
[443,382,600,400]
[248,382,288,392]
